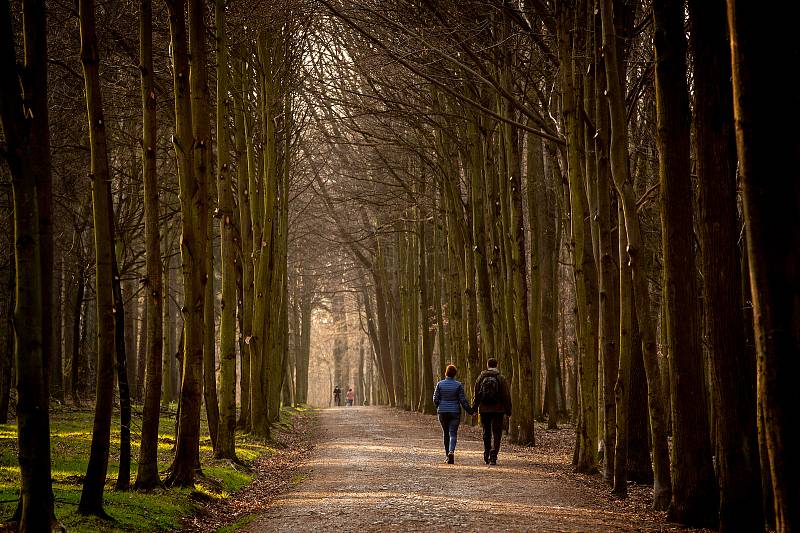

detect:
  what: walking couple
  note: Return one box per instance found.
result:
[432,358,512,465]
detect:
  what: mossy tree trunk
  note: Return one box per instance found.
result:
[164,0,205,486]
[190,0,218,453]
[233,52,253,428]
[214,0,237,460]
[77,0,117,514]
[594,11,619,487]
[0,0,57,526]
[161,247,172,407]
[557,0,599,474]
[133,0,164,490]
[112,248,132,491]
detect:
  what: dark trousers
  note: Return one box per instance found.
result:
[438,412,461,455]
[480,412,504,457]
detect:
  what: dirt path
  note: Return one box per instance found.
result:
[243,406,683,532]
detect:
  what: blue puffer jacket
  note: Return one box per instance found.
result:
[433,377,472,414]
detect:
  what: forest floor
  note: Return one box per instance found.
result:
[236,406,711,533]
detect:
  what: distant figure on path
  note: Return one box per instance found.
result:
[433,364,475,464]
[472,358,512,465]
[333,385,341,407]
[346,388,355,406]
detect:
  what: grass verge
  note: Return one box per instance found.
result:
[0,403,306,532]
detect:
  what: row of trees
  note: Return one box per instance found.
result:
[0,0,797,531]
[298,0,798,531]
[1,0,317,527]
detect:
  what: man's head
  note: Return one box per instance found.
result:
[487,358,498,369]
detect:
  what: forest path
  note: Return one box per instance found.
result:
[243,406,675,532]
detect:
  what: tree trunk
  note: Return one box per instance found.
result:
[123,279,136,397]
[165,0,205,486]
[0,0,57,525]
[195,0,215,455]
[558,0,598,474]
[0,257,14,423]
[627,295,654,485]
[77,0,117,513]
[233,53,253,428]
[594,15,619,486]
[214,0,237,460]
[203,211,219,450]
[727,1,800,530]
[136,294,147,402]
[599,0,672,509]
[652,0,718,525]
[373,256,397,406]
[612,209,631,497]
[506,120,535,445]
[418,181,436,415]
[50,251,64,402]
[540,144,561,428]
[113,258,132,491]
[468,122,496,362]
[526,131,544,425]
[249,28,279,438]
[686,1,764,530]
[432,198,447,383]
[161,249,172,407]
[70,266,86,405]
[297,289,312,404]
[133,0,164,489]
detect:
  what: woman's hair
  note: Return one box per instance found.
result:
[445,364,457,378]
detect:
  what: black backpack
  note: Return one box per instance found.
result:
[480,374,501,404]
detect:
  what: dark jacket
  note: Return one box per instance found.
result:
[472,368,512,415]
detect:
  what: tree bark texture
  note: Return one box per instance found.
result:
[687,0,763,530]
[134,0,164,489]
[0,0,56,525]
[653,0,718,526]
[165,0,205,485]
[727,1,800,529]
[78,0,117,513]
[599,0,672,509]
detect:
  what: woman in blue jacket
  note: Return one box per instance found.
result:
[433,364,475,464]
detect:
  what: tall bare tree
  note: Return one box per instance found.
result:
[215,0,237,459]
[77,0,118,515]
[0,0,57,527]
[133,0,164,490]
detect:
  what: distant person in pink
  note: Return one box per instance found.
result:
[346,388,355,406]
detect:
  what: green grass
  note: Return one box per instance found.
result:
[0,403,301,532]
[216,512,257,533]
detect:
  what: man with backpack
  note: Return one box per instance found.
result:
[472,358,512,465]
